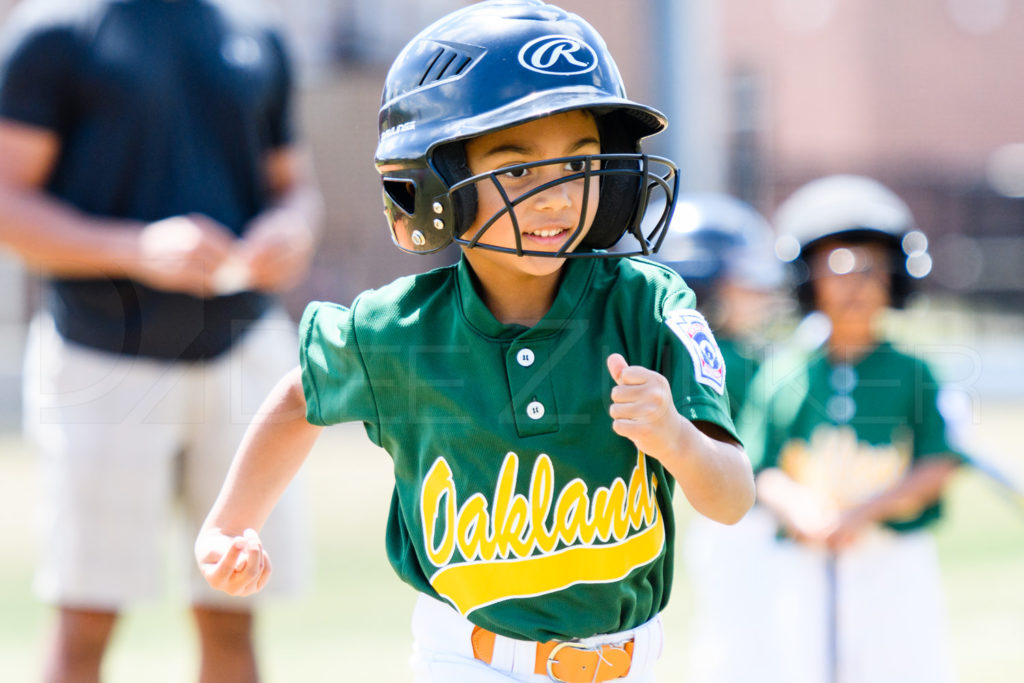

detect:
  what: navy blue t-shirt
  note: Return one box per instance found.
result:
[0,0,295,359]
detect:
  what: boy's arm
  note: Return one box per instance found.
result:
[823,456,959,549]
[757,456,959,549]
[607,353,755,525]
[195,366,323,596]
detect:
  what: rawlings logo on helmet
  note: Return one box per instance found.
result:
[517,34,597,75]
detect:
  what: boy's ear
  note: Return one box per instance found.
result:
[432,142,477,238]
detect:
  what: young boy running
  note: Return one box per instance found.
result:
[195,2,755,681]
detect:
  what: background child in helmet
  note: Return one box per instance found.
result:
[649,192,789,419]
[648,192,795,683]
[192,2,755,681]
[737,174,962,683]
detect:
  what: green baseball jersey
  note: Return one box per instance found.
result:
[739,340,956,532]
[299,256,737,642]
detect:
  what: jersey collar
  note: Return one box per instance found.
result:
[819,339,892,369]
[455,256,597,340]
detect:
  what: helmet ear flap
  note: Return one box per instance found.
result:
[432,142,478,239]
[579,116,644,250]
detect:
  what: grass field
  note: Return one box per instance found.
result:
[1,403,1022,682]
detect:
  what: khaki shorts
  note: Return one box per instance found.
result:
[23,310,311,610]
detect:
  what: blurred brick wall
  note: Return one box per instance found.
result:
[719,0,1024,304]
[723,0,1024,179]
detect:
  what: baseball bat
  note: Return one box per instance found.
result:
[824,551,839,683]
[962,453,1024,517]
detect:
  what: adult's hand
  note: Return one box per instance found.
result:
[233,206,316,292]
[135,214,235,297]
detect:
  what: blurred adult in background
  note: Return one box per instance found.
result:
[650,192,793,683]
[0,1,322,681]
[738,175,962,683]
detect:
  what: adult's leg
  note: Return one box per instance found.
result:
[192,606,258,683]
[24,315,184,681]
[42,608,118,683]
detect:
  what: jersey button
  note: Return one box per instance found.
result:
[827,395,856,423]
[517,348,535,367]
[526,400,545,420]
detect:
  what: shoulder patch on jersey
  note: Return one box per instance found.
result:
[664,310,726,395]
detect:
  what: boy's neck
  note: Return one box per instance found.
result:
[825,319,882,364]
[474,264,564,327]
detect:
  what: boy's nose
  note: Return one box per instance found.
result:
[532,177,575,212]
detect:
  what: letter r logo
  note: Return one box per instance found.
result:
[518,35,598,75]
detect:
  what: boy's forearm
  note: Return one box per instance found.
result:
[755,467,793,509]
[659,417,756,525]
[855,456,959,524]
[754,467,809,528]
[203,367,323,535]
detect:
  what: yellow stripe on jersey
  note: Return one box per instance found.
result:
[430,508,665,615]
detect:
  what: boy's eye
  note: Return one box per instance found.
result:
[565,159,588,173]
[500,166,529,179]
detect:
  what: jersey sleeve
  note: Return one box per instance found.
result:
[0,10,80,131]
[735,348,810,473]
[657,287,739,443]
[910,359,958,461]
[888,356,961,531]
[734,368,774,473]
[298,300,379,430]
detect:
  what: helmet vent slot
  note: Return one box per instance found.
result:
[384,178,417,215]
[436,52,459,79]
[418,43,476,86]
[452,55,472,75]
[418,48,445,86]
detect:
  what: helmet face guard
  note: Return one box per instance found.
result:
[376,0,678,258]
[386,151,678,258]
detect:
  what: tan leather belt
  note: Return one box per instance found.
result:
[471,625,634,682]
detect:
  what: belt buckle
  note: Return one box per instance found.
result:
[546,640,612,683]
[545,641,580,683]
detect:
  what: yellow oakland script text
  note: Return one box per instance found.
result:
[419,451,665,614]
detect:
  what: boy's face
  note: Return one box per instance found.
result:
[460,110,601,278]
[716,280,786,337]
[808,239,891,326]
